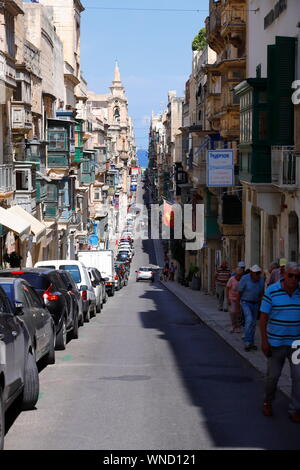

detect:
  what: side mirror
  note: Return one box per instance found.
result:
[67,284,73,291]
[104,277,109,282]
[80,285,88,291]
[15,301,24,315]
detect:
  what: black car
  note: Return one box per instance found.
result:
[116,252,131,263]
[0,278,55,365]
[0,269,76,351]
[0,285,39,450]
[57,270,82,332]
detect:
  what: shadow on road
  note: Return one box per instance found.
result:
[136,237,300,450]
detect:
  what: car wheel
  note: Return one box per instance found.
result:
[21,353,39,411]
[103,292,108,304]
[96,301,101,313]
[55,318,67,351]
[0,388,4,450]
[45,328,56,365]
[79,311,84,327]
[71,311,79,340]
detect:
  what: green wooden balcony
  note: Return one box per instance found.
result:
[47,154,69,168]
[44,203,59,219]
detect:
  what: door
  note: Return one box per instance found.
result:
[0,290,24,397]
[27,285,50,356]
[20,284,44,361]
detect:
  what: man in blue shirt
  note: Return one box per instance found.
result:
[237,265,265,352]
[260,262,300,422]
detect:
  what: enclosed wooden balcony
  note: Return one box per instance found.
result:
[220,0,246,46]
[12,103,32,133]
[220,111,240,140]
[205,1,224,54]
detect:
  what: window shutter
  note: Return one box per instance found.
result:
[268,36,296,145]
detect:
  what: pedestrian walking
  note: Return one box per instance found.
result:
[226,267,243,333]
[215,261,231,311]
[230,261,246,278]
[268,258,287,286]
[260,262,300,422]
[169,262,177,281]
[163,262,169,281]
[237,265,265,351]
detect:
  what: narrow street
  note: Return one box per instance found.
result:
[4,229,300,450]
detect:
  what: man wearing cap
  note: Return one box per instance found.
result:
[268,259,287,286]
[260,262,300,422]
[237,265,265,351]
[215,261,231,311]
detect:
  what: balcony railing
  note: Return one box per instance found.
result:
[272,146,298,187]
[0,164,14,193]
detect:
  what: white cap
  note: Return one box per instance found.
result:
[250,265,262,273]
[238,261,246,268]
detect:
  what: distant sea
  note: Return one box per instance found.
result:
[137,149,148,168]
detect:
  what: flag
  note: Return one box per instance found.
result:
[163,202,174,228]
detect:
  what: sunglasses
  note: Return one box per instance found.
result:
[287,273,300,280]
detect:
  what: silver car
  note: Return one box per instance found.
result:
[136,267,154,282]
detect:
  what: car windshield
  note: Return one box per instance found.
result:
[0,283,15,303]
[10,273,50,291]
[59,265,81,283]
[139,268,151,272]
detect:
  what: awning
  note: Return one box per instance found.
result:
[7,206,46,243]
[0,206,30,238]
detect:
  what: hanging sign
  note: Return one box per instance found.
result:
[207,149,234,187]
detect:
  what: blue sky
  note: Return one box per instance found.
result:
[79,0,208,151]
[25,0,208,152]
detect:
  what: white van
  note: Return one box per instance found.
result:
[34,260,96,323]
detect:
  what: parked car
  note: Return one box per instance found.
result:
[0,268,76,350]
[57,270,81,334]
[34,261,96,323]
[117,249,132,261]
[119,243,134,256]
[116,252,131,263]
[113,268,122,291]
[77,250,115,298]
[0,277,55,365]
[115,262,128,286]
[0,285,39,450]
[136,267,154,282]
[87,267,106,312]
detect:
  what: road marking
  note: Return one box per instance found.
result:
[62,355,73,362]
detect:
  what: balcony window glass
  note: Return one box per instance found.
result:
[46,184,58,202]
[16,171,29,191]
[259,111,267,140]
[48,130,67,150]
[13,82,22,102]
[94,190,101,200]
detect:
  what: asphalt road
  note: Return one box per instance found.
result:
[4,196,300,450]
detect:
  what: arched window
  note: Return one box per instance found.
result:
[114,107,120,121]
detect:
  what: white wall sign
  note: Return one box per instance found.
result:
[207,150,234,187]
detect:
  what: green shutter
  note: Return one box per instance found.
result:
[268,36,296,145]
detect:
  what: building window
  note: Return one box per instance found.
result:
[16,171,29,191]
[48,130,67,150]
[94,190,101,200]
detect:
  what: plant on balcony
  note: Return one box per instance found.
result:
[192,28,207,51]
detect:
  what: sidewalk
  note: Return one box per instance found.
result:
[152,239,292,399]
